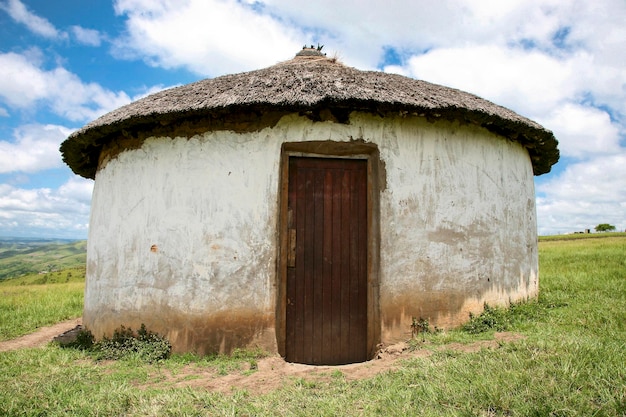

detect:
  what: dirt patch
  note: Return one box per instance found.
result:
[145,333,525,395]
[157,343,427,395]
[0,318,82,352]
[0,321,524,396]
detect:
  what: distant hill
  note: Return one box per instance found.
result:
[0,238,87,281]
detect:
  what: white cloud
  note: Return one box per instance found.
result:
[539,103,621,159]
[252,0,619,68]
[391,45,580,117]
[384,44,625,131]
[0,176,93,238]
[0,0,66,40]
[0,51,52,108]
[70,25,104,47]
[0,124,73,174]
[537,153,626,234]
[112,0,305,76]
[0,51,132,121]
[58,175,93,205]
[0,107,8,117]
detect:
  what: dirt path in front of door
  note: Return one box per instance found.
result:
[148,332,524,395]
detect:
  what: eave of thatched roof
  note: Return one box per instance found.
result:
[61,53,559,179]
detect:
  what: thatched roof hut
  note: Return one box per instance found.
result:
[61,48,558,365]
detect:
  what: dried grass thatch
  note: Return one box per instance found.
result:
[61,51,558,179]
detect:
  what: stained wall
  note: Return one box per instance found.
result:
[85,112,538,354]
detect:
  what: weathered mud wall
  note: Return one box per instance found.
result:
[84,112,538,354]
[85,129,282,354]
[373,115,538,342]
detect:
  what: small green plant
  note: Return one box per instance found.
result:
[97,324,171,362]
[462,303,510,334]
[411,316,430,341]
[66,328,95,350]
[66,324,171,363]
[294,377,317,389]
[331,369,344,379]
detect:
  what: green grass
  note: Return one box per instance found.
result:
[0,278,84,341]
[0,236,624,416]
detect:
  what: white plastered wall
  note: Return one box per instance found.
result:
[85,113,538,353]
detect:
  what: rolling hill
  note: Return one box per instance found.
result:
[0,238,87,281]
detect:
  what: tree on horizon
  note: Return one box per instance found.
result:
[594,223,616,232]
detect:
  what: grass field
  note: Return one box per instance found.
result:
[0,277,84,341]
[538,231,626,241]
[0,235,624,416]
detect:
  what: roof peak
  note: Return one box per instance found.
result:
[296,45,326,57]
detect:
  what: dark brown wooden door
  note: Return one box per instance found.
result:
[286,157,368,365]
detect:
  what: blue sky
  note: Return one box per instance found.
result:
[0,0,624,238]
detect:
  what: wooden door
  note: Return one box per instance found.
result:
[285,157,368,365]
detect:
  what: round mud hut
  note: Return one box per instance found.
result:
[61,48,558,365]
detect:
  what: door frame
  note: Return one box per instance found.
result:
[276,140,381,362]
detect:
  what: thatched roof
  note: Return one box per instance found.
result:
[61,49,558,179]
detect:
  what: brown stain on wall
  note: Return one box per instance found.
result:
[84,307,277,356]
[381,290,469,339]
[379,276,538,343]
